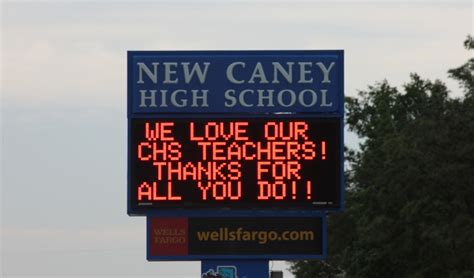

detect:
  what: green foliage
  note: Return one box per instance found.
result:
[291,36,474,278]
[448,35,474,96]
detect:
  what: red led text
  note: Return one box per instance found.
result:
[135,120,329,205]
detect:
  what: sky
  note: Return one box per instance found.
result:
[1,0,472,277]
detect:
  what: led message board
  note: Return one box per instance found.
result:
[127,50,344,216]
[130,118,340,213]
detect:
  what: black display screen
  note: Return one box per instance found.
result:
[129,117,341,213]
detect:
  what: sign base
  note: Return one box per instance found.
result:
[201,260,269,278]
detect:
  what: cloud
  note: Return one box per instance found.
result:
[2,226,200,277]
[2,2,471,106]
[3,39,124,105]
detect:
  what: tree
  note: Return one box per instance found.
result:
[291,36,474,278]
[448,35,473,97]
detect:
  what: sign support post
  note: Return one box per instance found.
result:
[201,260,268,278]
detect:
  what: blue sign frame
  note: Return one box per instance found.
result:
[127,50,344,217]
[146,215,327,261]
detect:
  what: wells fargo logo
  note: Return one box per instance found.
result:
[149,218,188,256]
[153,228,186,244]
